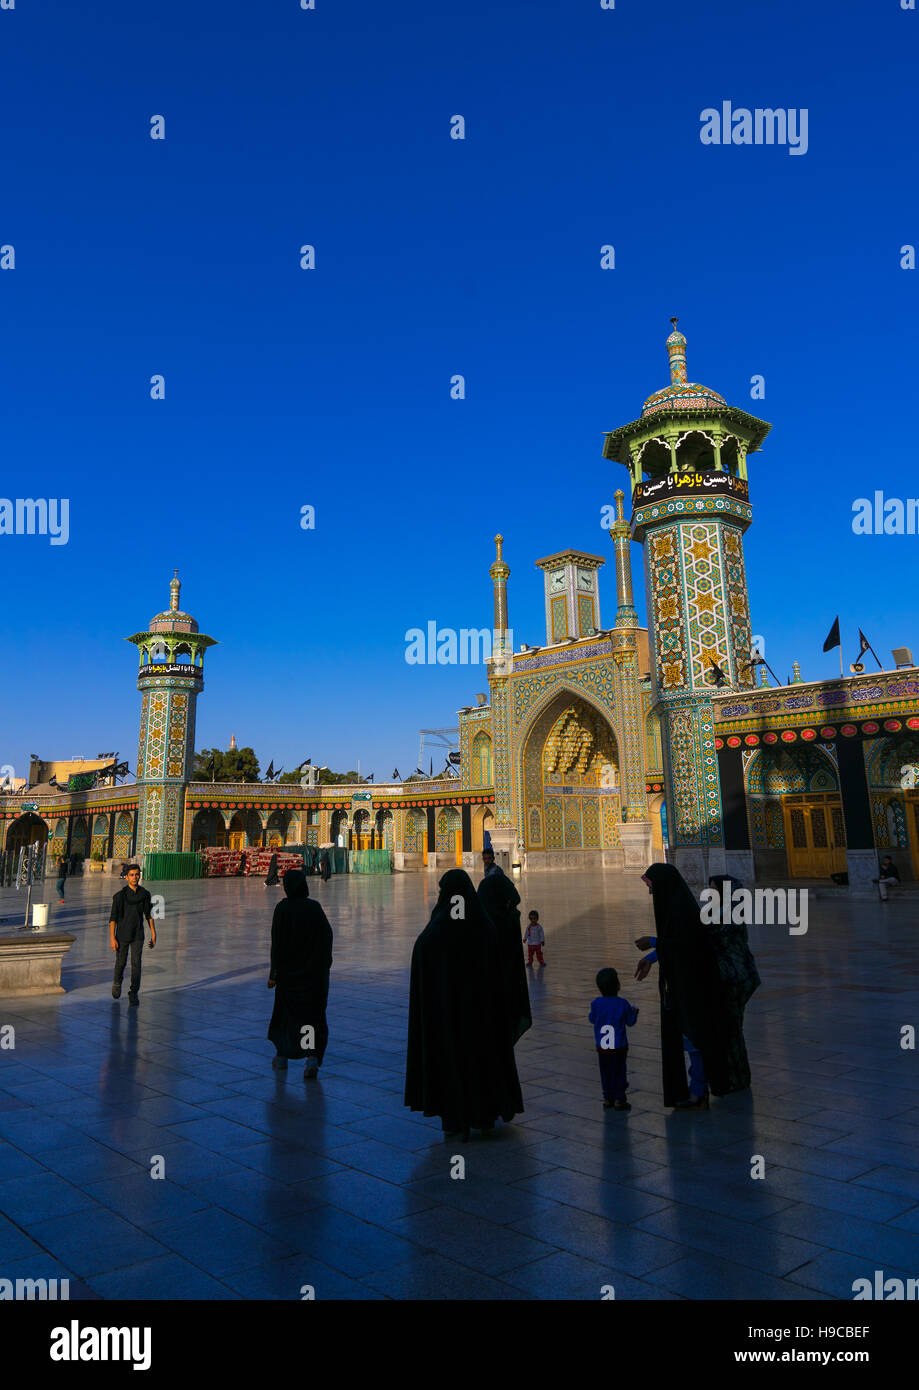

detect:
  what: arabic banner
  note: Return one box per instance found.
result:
[633,472,749,505]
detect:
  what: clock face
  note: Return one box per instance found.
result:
[577,567,593,590]
[549,569,566,592]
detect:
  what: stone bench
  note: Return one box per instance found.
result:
[0,932,76,997]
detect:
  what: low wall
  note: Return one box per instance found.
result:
[524,849,626,872]
[394,851,425,872]
[0,931,76,997]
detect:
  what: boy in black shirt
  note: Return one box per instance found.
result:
[876,855,901,902]
[109,865,156,1004]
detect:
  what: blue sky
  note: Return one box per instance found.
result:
[0,0,915,782]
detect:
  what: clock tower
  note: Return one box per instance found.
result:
[535,550,604,644]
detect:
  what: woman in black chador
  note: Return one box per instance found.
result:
[639,862,750,1109]
[706,873,761,1084]
[267,870,333,1079]
[477,868,532,1045]
[405,868,524,1140]
[264,853,280,886]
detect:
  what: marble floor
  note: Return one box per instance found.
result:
[1,867,918,1301]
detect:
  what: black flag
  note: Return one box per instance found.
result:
[856,628,882,670]
[392,768,401,780]
[707,658,728,688]
[823,617,841,652]
[266,760,275,781]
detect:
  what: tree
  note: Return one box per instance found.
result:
[276,768,365,785]
[193,747,261,783]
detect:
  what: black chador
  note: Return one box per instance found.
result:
[267,871,333,1065]
[644,863,745,1106]
[477,868,532,1044]
[405,869,523,1135]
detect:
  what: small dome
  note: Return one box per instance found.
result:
[641,381,727,417]
[149,609,199,634]
[642,318,725,416]
[148,571,199,633]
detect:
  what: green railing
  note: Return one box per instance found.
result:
[143,851,205,881]
[349,849,392,875]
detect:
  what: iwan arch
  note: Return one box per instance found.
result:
[456,524,658,872]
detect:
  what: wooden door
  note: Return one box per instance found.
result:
[229,831,244,851]
[784,796,846,877]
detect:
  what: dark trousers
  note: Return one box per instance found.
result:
[114,937,144,995]
[55,878,66,898]
[597,1044,629,1102]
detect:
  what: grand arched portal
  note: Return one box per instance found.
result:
[521,692,621,857]
[6,813,49,855]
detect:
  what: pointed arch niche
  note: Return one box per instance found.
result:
[520,689,621,859]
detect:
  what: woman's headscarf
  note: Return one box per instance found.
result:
[477,867,521,920]
[436,868,486,925]
[644,862,703,941]
[283,868,309,899]
[708,873,742,896]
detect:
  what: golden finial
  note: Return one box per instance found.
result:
[169,570,181,612]
[494,534,504,561]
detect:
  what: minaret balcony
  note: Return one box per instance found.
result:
[632,470,749,508]
[631,470,752,542]
[137,660,205,689]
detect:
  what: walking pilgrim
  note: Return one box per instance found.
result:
[477,856,532,1045]
[268,869,333,1079]
[635,863,752,1110]
[405,868,523,1141]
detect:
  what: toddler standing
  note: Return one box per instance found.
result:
[523,910,546,967]
[588,968,638,1110]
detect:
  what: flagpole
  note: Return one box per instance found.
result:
[839,644,844,679]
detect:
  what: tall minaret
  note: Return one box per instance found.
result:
[486,534,515,860]
[609,490,649,827]
[127,573,217,855]
[610,489,639,630]
[603,322,770,883]
[489,533,511,658]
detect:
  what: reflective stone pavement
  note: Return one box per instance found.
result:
[1,869,918,1301]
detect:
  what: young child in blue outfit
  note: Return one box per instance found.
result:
[588,968,639,1110]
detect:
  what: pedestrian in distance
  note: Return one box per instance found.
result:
[55,854,68,904]
[109,865,155,1005]
[523,910,546,967]
[268,869,333,1079]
